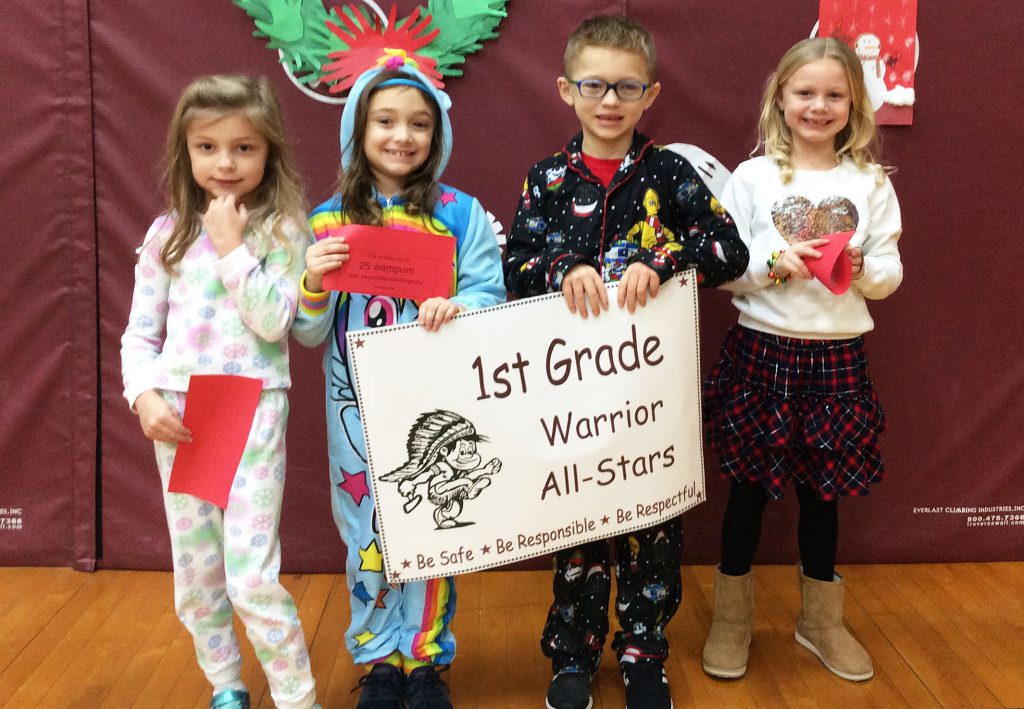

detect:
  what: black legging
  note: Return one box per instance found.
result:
[719,480,838,581]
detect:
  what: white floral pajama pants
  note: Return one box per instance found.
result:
[155,389,316,709]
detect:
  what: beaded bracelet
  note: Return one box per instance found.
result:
[767,250,789,285]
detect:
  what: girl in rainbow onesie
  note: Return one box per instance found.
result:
[291,59,505,709]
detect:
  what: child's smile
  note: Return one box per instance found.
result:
[364,86,435,196]
[558,46,660,159]
[594,110,625,128]
[778,57,852,160]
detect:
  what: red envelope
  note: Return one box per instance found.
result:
[167,375,262,509]
[321,224,455,301]
[804,230,855,295]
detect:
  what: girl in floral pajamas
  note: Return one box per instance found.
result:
[121,75,318,709]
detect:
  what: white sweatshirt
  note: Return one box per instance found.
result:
[721,156,903,339]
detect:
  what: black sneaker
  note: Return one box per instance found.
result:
[354,663,405,709]
[405,665,453,709]
[545,668,593,709]
[622,662,673,709]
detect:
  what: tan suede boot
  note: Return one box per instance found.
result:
[702,567,753,678]
[795,567,873,681]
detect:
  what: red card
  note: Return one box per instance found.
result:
[804,230,855,295]
[168,375,262,509]
[321,224,455,301]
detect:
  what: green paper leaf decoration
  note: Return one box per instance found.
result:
[254,0,304,42]
[416,0,508,77]
[233,0,372,85]
[234,0,508,94]
[451,0,507,19]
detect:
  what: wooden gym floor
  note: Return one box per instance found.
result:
[1,563,1022,707]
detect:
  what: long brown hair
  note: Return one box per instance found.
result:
[339,70,443,226]
[160,75,305,270]
[756,38,884,184]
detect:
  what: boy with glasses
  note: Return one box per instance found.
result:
[503,15,748,709]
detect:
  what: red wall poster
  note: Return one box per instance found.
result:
[818,0,919,125]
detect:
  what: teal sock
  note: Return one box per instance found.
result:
[212,680,247,695]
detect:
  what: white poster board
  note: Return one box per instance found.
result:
[347,272,705,582]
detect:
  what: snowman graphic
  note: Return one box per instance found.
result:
[854,33,888,111]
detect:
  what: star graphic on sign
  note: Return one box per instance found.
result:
[440,190,457,206]
[601,515,610,525]
[355,337,365,348]
[374,588,389,609]
[389,570,403,583]
[354,630,376,646]
[359,539,384,572]
[338,468,370,506]
[402,559,412,568]
[679,274,688,286]
[352,580,374,604]
[481,544,491,554]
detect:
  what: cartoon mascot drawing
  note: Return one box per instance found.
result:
[381,410,502,529]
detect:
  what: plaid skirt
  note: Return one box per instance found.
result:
[703,324,886,501]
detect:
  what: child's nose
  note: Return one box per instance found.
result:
[216,151,235,169]
[601,88,622,106]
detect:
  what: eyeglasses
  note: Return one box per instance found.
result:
[565,78,650,101]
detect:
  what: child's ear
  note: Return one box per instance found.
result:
[642,81,662,109]
[557,77,575,107]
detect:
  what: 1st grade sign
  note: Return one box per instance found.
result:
[348,272,706,582]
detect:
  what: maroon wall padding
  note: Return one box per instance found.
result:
[2,1,1022,570]
[0,0,98,569]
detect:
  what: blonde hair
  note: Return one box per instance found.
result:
[564,15,657,81]
[160,75,306,270]
[756,37,884,184]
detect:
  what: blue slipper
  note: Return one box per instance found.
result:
[210,689,251,709]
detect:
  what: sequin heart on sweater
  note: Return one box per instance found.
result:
[771,195,859,244]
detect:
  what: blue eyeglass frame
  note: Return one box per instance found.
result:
[565,77,650,101]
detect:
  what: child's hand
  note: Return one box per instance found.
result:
[617,262,660,313]
[847,246,865,280]
[774,239,830,281]
[204,195,248,257]
[418,297,464,331]
[303,236,349,293]
[134,390,192,443]
[562,264,608,319]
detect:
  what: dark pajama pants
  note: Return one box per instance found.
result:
[540,517,683,674]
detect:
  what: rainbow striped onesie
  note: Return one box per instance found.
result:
[292,190,505,667]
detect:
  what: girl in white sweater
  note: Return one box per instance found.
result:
[702,37,903,684]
